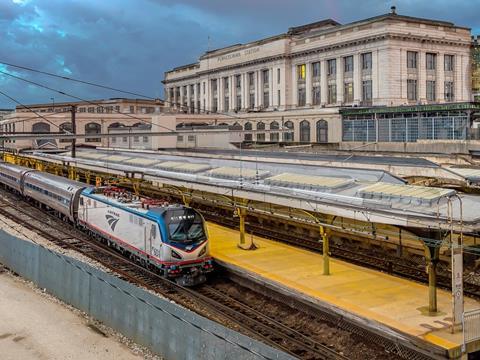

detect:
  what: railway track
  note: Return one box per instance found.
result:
[201,211,480,299]
[0,191,353,360]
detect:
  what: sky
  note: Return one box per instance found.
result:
[1,0,480,108]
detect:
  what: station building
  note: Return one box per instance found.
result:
[0,98,165,151]
[163,8,477,145]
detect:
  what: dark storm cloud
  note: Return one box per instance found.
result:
[1,0,480,108]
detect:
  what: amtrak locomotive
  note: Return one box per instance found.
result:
[0,162,213,286]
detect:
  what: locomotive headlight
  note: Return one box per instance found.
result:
[198,246,207,257]
[171,249,182,259]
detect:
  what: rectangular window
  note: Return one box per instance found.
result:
[111,137,116,143]
[248,72,255,89]
[129,106,134,113]
[122,136,127,142]
[362,80,372,101]
[344,82,354,103]
[344,56,353,73]
[312,86,321,105]
[263,91,269,107]
[407,51,418,69]
[177,135,183,142]
[445,81,455,101]
[143,136,148,143]
[361,52,372,70]
[426,53,436,70]
[203,82,205,94]
[407,79,417,100]
[297,64,306,80]
[236,95,241,110]
[211,79,218,92]
[327,59,336,76]
[196,83,200,97]
[312,62,320,78]
[277,68,280,84]
[444,55,454,71]
[223,77,229,90]
[298,87,306,106]
[426,80,436,101]
[224,96,229,111]
[235,74,241,89]
[327,84,336,104]
[277,90,281,106]
[262,69,269,85]
[188,135,195,142]
[249,93,255,109]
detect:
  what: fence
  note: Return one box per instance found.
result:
[463,309,480,346]
[0,230,292,360]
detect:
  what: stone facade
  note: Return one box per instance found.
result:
[163,10,472,143]
[0,98,165,150]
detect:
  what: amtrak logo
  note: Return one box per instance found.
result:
[105,214,120,231]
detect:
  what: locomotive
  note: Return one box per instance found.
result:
[0,162,213,286]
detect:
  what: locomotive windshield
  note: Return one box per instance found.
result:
[163,208,206,244]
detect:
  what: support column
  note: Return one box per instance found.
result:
[437,52,445,102]
[424,244,440,314]
[321,225,330,275]
[305,62,312,106]
[336,57,344,105]
[218,77,224,112]
[353,54,361,103]
[320,60,328,105]
[237,207,256,250]
[418,52,426,102]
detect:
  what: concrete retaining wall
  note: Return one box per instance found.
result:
[0,230,292,360]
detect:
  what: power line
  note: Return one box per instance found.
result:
[0,60,155,100]
[0,70,176,133]
[0,90,69,133]
[0,60,269,126]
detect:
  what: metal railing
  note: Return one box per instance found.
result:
[463,309,480,348]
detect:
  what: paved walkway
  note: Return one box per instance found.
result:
[0,269,147,360]
[207,222,480,355]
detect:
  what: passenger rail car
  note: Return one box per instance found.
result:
[0,162,213,286]
[23,171,87,222]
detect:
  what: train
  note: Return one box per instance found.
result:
[0,162,213,286]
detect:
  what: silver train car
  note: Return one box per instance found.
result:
[0,162,33,193]
[23,171,88,221]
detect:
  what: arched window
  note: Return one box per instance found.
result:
[244,122,252,141]
[316,119,328,143]
[283,120,294,142]
[270,121,279,142]
[85,122,101,143]
[299,120,310,142]
[231,122,242,130]
[32,122,50,133]
[256,122,265,141]
[32,122,55,148]
[59,122,72,143]
[108,122,125,129]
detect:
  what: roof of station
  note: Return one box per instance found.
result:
[35,149,480,230]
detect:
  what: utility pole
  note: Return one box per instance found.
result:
[71,105,76,158]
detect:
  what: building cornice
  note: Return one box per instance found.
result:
[163,32,471,85]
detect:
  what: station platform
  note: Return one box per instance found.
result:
[206,222,480,359]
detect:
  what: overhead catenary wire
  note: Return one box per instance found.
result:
[0,60,280,128]
[0,89,70,134]
[0,69,177,133]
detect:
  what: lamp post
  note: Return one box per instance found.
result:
[50,97,55,111]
